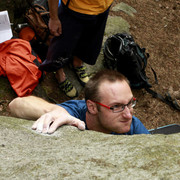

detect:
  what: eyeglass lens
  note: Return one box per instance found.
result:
[113,98,136,112]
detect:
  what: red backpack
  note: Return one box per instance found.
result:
[0,38,43,97]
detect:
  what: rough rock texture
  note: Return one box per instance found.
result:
[0,116,179,180]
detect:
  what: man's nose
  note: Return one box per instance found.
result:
[122,106,132,118]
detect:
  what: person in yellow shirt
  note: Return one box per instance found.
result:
[39,0,114,98]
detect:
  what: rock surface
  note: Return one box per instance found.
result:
[0,116,179,180]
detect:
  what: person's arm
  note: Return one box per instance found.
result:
[8,96,85,134]
[48,0,62,36]
[8,96,57,120]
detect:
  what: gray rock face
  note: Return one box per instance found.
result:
[0,116,179,179]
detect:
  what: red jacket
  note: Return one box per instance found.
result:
[0,39,42,96]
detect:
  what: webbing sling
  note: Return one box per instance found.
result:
[145,87,180,111]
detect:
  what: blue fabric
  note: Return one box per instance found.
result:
[58,0,61,7]
[58,100,150,135]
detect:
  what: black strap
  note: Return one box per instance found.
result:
[66,0,70,7]
[31,49,45,82]
[150,66,158,84]
[145,87,180,111]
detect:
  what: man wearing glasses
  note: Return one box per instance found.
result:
[9,70,150,135]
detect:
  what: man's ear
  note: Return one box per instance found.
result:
[86,100,98,114]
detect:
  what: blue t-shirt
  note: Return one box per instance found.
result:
[58,100,150,135]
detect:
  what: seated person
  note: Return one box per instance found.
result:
[9,69,150,135]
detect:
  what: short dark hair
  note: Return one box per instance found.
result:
[84,69,129,102]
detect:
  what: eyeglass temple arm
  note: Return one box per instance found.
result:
[92,101,111,109]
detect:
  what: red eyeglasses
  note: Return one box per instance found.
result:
[92,97,136,113]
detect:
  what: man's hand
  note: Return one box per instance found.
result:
[49,18,62,36]
[32,110,85,134]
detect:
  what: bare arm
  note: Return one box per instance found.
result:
[8,96,58,120]
[9,96,85,134]
[48,0,62,36]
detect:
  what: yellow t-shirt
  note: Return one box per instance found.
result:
[62,0,114,15]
